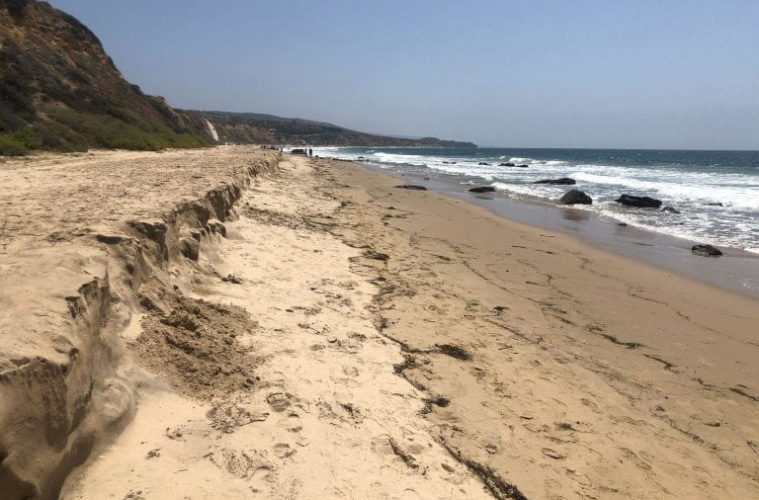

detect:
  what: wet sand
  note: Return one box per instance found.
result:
[2,147,756,498]
[367,165,759,298]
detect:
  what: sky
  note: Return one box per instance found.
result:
[49,0,759,149]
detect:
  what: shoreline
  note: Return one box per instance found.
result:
[355,161,759,299]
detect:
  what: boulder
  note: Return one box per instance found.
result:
[661,206,680,214]
[534,178,576,185]
[290,148,307,155]
[705,201,724,207]
[395,185,427,191]
[616,194,662,208]
[516,164,529,168]
[478,162,489,166]
[468,186,496,193]
[560,190,592,205]
[499,162,515,167]
[691,244,723,257]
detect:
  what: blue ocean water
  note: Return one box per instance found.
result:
[313,147,759,253]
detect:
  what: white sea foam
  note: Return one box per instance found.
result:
[312,147,759,252]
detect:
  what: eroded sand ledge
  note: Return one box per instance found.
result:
[1,148,757,499]
[0,147,279,498]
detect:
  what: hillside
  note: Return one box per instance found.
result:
[0,0,475,155]
[189,110,478,148]
[0,0,213,154]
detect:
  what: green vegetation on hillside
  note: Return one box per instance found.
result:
[0,109,209,156]
[44,107,208,151]
[0,127,41,156]
[0,0,213,156]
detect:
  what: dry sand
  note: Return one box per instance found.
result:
[0,146,279,498]
[1,147,757,499]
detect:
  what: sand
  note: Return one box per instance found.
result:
[1,147,757,499]
[0,146,279,498]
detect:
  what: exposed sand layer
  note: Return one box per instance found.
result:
[2,148,758,499]
[0,146,279,498]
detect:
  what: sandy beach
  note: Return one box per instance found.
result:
[1,147,757,499]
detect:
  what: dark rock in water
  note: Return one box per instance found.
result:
[691,244,723,257]
[442,161,457,164]
[468,186,496,193]
[616,194,662,208]
[534,178,576,185]
[560,189,593,205]
[662,206,681,214]
[478,162,489,165]
[516,164,529,168]
[617,222,628,227]
[395,185,428,191]
[423,176,431,180]
[499,162,515,166]
[705,201,724,207]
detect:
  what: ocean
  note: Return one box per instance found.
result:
[312,147,759,254]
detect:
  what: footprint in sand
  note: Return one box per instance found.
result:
[342,365,360,377]
[273,443,296,459]
[581,398,601,413]
[542,447,566,460]
[619,447,652,471]
[400,489,423,500]
[249,465,275,493]
[283,412,303,433]
[266,392,293,412]
[209,448,273,480]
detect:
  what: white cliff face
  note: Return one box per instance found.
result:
[206,119,220,141]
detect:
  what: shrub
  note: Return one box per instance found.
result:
[45,107,208,151]
[0,134,28,156]
[13,127,42,150]
[0,106,209,155]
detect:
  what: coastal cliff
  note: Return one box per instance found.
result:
[0,0,214,154]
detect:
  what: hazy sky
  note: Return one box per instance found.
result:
[50,0,759,149]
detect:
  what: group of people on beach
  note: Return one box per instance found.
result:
[288,147,314,156]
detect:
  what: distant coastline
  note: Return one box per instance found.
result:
[183,110,477,149]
